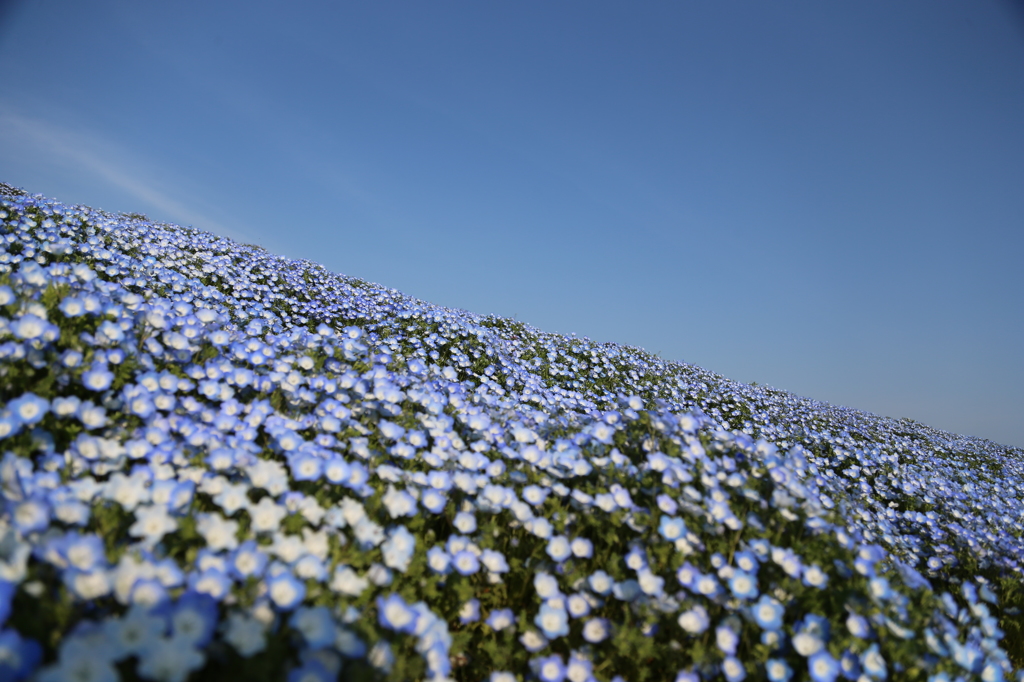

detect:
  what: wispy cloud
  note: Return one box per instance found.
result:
[0,107,247,241]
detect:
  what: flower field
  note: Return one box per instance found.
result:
[0,181,1021,682]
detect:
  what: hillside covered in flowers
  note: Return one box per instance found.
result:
[0,181,1021,682]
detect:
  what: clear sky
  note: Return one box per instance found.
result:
[1,1,1023,448]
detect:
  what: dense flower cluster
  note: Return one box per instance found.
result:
[0,183,1021,682]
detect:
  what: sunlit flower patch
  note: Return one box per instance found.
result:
[0,182,1022,681]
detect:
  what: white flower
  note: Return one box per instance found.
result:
[111,555,156,604]
[67,569,111,600]
[382,485,416,518]
[381,526,416,573]
[353,517,385,548]
[368,641,395,673]
[582,618,609,643]
[527,517,552,539]
[567,593,590,618]
[128,505,177,545]
[330,566,369,597]
[534,572,560,599]
[296,497,325,525]
[302,528,329,559]
[340,497,367,526]
[0,524,31,582]
[453,511,477,533]
[637,569,665,596]
[104,473,150,511]
[248,497,287,533]
[792,631,824,657]
[196,513,239,552]
[678,606,710,634]
[12,314,46,340]
[212,481,250,515]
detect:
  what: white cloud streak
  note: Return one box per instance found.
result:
[0,108,246,241]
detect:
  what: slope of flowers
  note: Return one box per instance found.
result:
[0,182,1021,682]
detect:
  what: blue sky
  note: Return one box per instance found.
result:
[1,1,1023,448]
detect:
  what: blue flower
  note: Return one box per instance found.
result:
[0,628,42,681]
[206,448,237,471]
[793,614,830,657]
[451,550,480,576]
[11,314,47,340]
[376,593,418,634]
[582,617,610,643]
[658,515,686,541]
[168,591,219,647]
[522,484,550,506]
[459,598,480,624]
[421,489,447,514]
[808,652,840,682]
[868,577,891,601]
[0,412,21,440]
[752,595,785,631]
[565,653,593,682]
[267,571,306,610]
[728,570,758,600]
[723,656,747,682]
[546,535,572,562]
[519,629,549,652]
[534,653,567,682]
[453,511,477,533]
[860,643,888,679]
[59,296,86,317]
[9,497,50,534]
[656,493,679,515]
[378,420,405,440]
[693,572,721,598]
[286,450,321,483]
[716,625,739,655]
[846,613,872,639]
[427,546,451,574]
[637,569,665,596]
[130,577,171,607]
[188,568,233,601]
[676,562,699,589]
[534,571,561,599]
[486,608,516,631]
[381,525,416,573]
[534,601,569,639]
[624,545,647,571]
[423,640,451,678]
[766,659,793,682]
[322,456,350,484]
[588,570,614,595]
[81,365,114,391]
[481,548,510,573]
[56,533,107,572]
[287,659,334,682]
[677,605,709,635]
[9,393,48,425]
[229,541,269,579]
[734,550,760,574]
[290,606,337,649]
[0,581,14,627]
[839,650,862,680]
[802,564,829,589]
[570,537,593,558]
[381,486,417,518]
